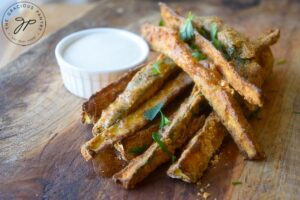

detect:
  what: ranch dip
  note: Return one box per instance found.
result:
[63,31,147,71]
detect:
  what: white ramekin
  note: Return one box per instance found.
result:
[55,28,149,99]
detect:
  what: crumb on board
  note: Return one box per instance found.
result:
[198,183,213,199]
[203,192,210,199]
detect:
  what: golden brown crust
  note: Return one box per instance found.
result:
[81,73,193,161]
[141,24,264,160]
[159,3,263,107]
[167,45,275,182]
[92,54,179,134]
[82,66,141,124]
[194,16,256,59]
[114,123,159,161]
[254,29,280,52]
[167,112,226,183]
[113,89,206,189]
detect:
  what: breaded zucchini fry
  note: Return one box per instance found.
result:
[114,123,159,161]
[82,67,141,124]
[93,55,178,134]
[167,45,274,183]
[167,112,226,183]
[141,24,264,159]
[159,3,263,107]
[113,89,206,189]
[81,73,193,161]
[254,29,280,52]
[194,16,256,59]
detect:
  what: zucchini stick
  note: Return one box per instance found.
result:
[113,88,206,189]
[114,123,159,161]
[81,73,193,161]
[159,3,263,107]
[141,24,264,159]
[167,45,274,183]
[82,67,141,124]
[93,55,178,134]
[167,112,226,183]
[114,95,193,162]
[254,29,280,52]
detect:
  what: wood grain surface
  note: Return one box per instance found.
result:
[0,0,299,199]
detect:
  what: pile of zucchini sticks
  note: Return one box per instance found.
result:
[81,3,280,189]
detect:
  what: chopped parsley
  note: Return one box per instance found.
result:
[210,23,218,41]
[180,12,195,42]
[209,23,231,60]
[232,181,242,186]
[189,43,200,51]
[129,145,147,155]
[210,23,223,51]
[145,102,174,162]
[144,102,164,121]
[192,51,207,61]
[151,60,162,75]
[159,19,165,26]
[159,111,171,128]
[152,132,176,163]
[189,43,206,61]
[276,59,286,65]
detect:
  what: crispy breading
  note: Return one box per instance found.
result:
[254,29,280,52]
[141,24,264,159]
[159,3,263,107]
[114,123,159,161]
[194,16,256,59]
[167,112,226,183]
[167,45,274,183]
[82,66,141,124]
[93,54,178,135]
[113,89,206,189]
[81,73,193,161]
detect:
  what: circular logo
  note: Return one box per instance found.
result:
[2,1,46,46]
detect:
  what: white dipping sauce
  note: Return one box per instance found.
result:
[63,32,146,71]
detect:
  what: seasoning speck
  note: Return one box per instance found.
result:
[203,192,210,199]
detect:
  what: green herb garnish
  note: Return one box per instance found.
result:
[276,59,286,65]
[293,111,300,115]
[232,181,242,186]
[180,12,195,42]
[129,145,147,155]
[151,61,162,75]
[210,23,224,51]
[189,43,200,51]
[192,51,207,61]
[210,23,218,40]
[189,43,206,61]
[212,38,223,51]
[159,111,171,128]
[159,19,165,26]
[152,132,176,163]
[144,102,164,120]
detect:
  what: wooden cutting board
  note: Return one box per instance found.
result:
[0,0,299,199]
